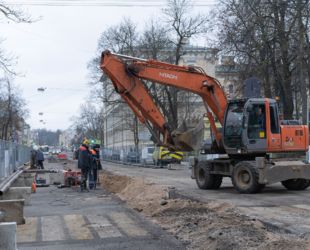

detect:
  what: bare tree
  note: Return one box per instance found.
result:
[0,78,28,141]
[72,104,105,145]
[0,4,31,23]
[87,18,141,149]
[215,0,310,120]
[163,0,207,65]
[161,0,208,129]
[88,18,139,106]
[139,19,173,60]
[0,4,31,75]
[295,0,310,124]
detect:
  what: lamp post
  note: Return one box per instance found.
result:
[37,87,46,92]
[37,88,47,128]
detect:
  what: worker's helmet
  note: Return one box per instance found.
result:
[83,139,90,145]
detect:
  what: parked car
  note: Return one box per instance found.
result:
[141,146,154,165]
[126,151,140,163]
[111,150,121,161]
[102,148,113,160]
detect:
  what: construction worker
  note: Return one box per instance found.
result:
[78,139,91,191]
[89,144,101,189]
[30,148,37,169]
[36,148,45,169]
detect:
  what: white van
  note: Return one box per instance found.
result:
[141,146,155,165]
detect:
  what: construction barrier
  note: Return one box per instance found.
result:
[0,140,31,181]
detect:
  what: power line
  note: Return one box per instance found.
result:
[2,0,217,7]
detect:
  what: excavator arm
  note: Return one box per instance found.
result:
[100,51,173,147]
[100,50,228,151]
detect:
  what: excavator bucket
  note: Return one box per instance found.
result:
[171,118,205,151]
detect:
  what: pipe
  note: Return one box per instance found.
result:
[0,169,24,195]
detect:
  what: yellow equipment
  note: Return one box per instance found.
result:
[153,146,183,166]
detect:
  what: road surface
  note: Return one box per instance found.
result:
[17,161,185,250]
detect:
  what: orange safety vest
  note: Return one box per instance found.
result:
[90,149,96,155]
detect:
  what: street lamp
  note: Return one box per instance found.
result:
[37,87,46,92]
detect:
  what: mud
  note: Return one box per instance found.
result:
[99,170,310,250]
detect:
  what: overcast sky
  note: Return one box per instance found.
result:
[0,0,215,131]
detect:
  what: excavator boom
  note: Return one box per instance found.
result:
[100,50,228,151]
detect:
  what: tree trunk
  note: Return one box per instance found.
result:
[133,116,139,152]
[263,66,272,98]
[282,77,294,119]
[297,0,308,124]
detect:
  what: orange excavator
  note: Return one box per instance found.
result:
[100,50,310,193]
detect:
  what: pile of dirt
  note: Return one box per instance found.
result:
[151,199,308,250]
[99,170,310,250]
[100,170,169,214]
[100,171,131,193]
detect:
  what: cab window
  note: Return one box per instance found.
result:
[247,104,266,139]
[224,102,244,148]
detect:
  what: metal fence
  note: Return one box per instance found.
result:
[0,140,31,180]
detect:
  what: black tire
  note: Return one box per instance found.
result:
[232,161,265,194]
[195,161,223,190]
[281,179,310,190]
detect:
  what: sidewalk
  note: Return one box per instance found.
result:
[17,162,184,250]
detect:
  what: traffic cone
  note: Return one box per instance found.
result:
[31,181,36,193]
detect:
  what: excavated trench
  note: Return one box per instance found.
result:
[99,170,310,250]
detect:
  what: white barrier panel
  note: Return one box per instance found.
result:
[4,150,9,178]
[0,222,17,250]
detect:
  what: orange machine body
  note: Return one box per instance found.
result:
[264,99,309,152]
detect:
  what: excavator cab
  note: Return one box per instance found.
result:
[223,98,273,155]
[223,98,308,156]
[223,100,245,152]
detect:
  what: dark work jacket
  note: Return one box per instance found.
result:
[36,150,44,161]
[90,149,102,170]
[78,145,91,170]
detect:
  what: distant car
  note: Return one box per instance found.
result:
[42,151,49,156]
[57,153,68,160]
[111,151,121,161]
[141,146,154,165]
[126,151,140,163]
[40,145,49,156]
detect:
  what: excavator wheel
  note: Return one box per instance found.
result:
[281,179,310,191]
[195,161,222,190]
[232,161,265,194]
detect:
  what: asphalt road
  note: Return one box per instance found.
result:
[103,161,310,237]
[17,162,185,250]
